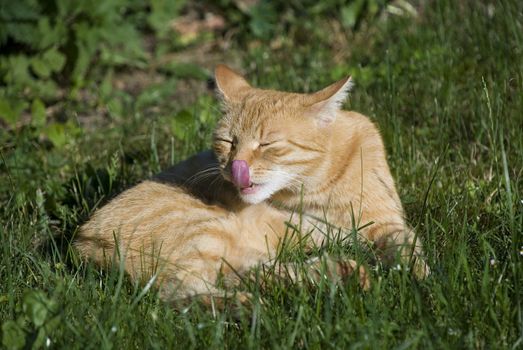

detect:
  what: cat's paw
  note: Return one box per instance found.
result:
[411,256,431,280]
[335,259,371,290]
[309,256,370,290]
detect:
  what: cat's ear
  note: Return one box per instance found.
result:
[215,64,251,102]
[305,76,353,127]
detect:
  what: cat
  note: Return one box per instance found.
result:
[75,64,429,306]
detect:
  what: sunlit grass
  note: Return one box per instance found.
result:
[1,1,522,348]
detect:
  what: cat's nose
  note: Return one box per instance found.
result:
[231,160,250,188]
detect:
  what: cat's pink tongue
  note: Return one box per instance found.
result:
[231,160,250,188]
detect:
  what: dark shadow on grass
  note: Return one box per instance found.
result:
[40,149,241,273]
[152,150,241,209]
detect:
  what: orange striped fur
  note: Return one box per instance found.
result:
[76,64,428,305]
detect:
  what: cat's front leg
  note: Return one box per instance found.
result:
[238,204,370,289]
[372,225,431,279]
[261,255,370,290]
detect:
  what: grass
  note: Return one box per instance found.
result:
[1,1,522,348]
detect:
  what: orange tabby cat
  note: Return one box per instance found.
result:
[76,65,428,305]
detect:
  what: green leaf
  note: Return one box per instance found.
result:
[99,23,147,68]
[248,2,277,39]
[159,62,209,80]
[44,123,66,148]
[99,70,114,100]
[2,0,40,21]
[42,48,66,73]
[341,0,365,29]
[72,22,101,84]
[107,98,124,119]
[32,48,66,78]
[3,55,32,85]
[1,321,25,350]
[148,0,186,37]
[170,110,193,140]
[135,80,177,110]
[31,57,51,78]
[5,22,39,46]
[43,121,81,148]
[55,0,79,18]
[32,328,48,350]
[196,95,215,124]
[37,18,67,49]
[22,291,49,327]
[0,97,27,126]
[31,79,59,100]
[31,99,46,128]
[0,98,16,125]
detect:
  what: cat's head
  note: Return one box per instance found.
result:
[213,64,353,204]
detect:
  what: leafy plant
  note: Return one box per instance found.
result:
[0,0,184,143]
[1,290,60,350]
[213,0,390,41]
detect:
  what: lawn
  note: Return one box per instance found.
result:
[1,1,522,348]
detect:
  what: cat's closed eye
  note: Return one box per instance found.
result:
[259,138,284,148]
[216,138,236,151]
[216,138,233,144]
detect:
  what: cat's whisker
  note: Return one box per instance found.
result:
[184,167,222,186]
[208,173,225,192]
[183,169,217,184]
[185,173,220,187]
[187,169,220,181]
[186,167,221,180]
[262,169,303,193]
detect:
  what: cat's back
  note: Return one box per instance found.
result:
[75,180,228,260]
[338,110,383,142]
[85,180,218,223]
